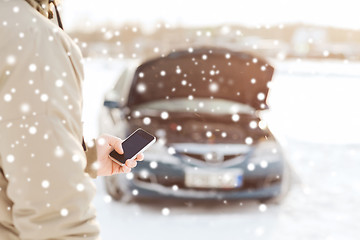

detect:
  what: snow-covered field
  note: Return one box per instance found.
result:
[82,58,360,240]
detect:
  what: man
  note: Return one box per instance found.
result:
[0,0,142,239]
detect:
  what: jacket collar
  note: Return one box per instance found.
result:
[24,0,52,18]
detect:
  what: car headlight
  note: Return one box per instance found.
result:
[249,140,282,167]
[142,140,181,165]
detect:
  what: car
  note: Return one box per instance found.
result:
[100,47,291,203]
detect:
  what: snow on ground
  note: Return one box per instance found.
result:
[82,58,360,240]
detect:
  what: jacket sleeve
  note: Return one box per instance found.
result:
[0,115,100,240]
[83,139,99,179]
[0,9,100,239]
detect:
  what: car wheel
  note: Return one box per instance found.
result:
[104,175,132,202]
[259,159,293,205]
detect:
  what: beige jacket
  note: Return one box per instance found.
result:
[0,0,100,239]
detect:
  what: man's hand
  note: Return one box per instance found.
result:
[95,134,144,176]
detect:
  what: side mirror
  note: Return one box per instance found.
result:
[104,100,121,109]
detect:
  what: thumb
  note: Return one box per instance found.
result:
[114,141,124,155]
[106,135,124,154]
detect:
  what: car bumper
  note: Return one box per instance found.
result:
[126,178,282,200]
[119,159,284,201]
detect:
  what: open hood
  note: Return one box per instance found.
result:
[127,47,274,110]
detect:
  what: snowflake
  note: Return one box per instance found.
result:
[132,189,139,196]
[160,111,169,120]
[132,111,141,118]
[143,117,151,125]
[126,172,134,180]
[231,114,240,122]
[161,208,170,216]
[28,64,37,72]
[150,161,158,169]
[6,154,15,163]
[247,163,255,171]
[6,55,16,65]
[97,137,106,146]
[40,94,49,102]
[60,208,69,217]
[245,137,253,145]
[209,83,219,92]
[249,121,257,129]
[258,204,267,212]
[20,103,30,113]
[3,94,12,102]
[206,131,212,138]
[76,183,85,192]
[205,153,214,160]
[55,79,64,87]
[41,180,50,189]
[13,6,20,13]
[103,195,112,203]
[28,126,37,135]
[260,161,268,168]
[167,147,176,155]
[258,120,267,130]
[54,146,64,157]
[136,83,146,93]
[257,92,265,101]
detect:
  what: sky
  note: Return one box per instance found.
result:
[61,0,360,31]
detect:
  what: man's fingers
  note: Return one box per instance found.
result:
[135,153,144,161]
[105,135,123,154]
[125,159,137,168]
[112,162,122,175]
[112,162,131,175]
[121,165,131,173]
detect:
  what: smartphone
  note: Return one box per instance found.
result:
[109,128,156,166]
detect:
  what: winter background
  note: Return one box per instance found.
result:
[60,1,359,239]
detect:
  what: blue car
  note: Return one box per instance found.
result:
[100,47,290,203]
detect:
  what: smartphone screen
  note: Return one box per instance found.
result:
[109,128,156,165]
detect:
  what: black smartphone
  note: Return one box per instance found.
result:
[109,128,156,166]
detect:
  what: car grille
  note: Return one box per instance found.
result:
[181,152,245,163]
